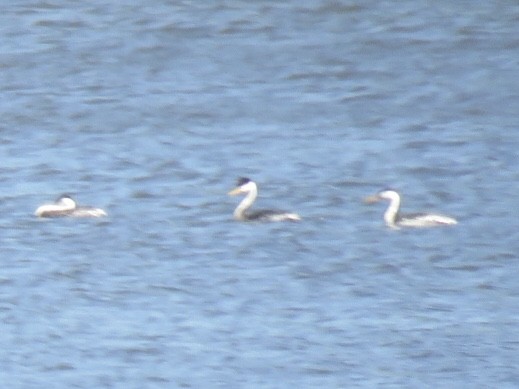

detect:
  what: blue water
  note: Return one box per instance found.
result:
[1,1,519,388]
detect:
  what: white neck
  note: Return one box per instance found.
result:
[59,197,77,210]
[234,184,258,220]
[382,192,401,228]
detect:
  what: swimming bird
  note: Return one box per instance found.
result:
[35,194,107,218]
[364,189,457,229]
[228,177,301,222]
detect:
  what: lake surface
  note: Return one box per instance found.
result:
[1,1,519,388]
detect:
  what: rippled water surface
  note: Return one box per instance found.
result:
[1,1,519,388]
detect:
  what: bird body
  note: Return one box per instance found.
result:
[228,177,301,222]
[364,189,456,229]
[35,195,106,218]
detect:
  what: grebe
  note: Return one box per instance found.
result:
[35,194,107,218]
[364,189,457,229]
[228,177,301,222]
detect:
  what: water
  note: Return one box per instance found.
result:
[1,1,519,387]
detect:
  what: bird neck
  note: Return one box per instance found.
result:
[234,186,258,220]
[383,194,401,228]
